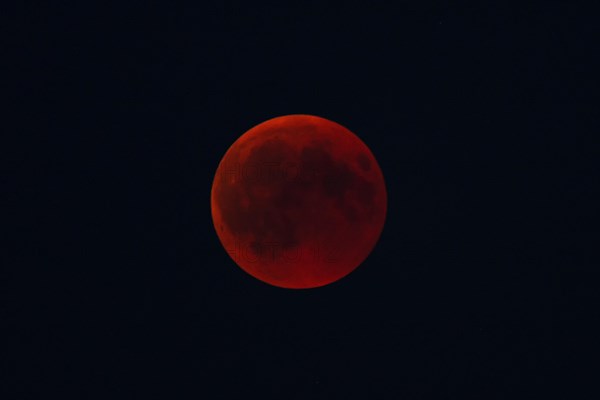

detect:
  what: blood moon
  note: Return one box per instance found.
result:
[211,115,387,289]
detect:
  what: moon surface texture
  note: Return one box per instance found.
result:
[211,115,387,289]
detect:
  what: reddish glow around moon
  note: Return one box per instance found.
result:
[211,115,387,289]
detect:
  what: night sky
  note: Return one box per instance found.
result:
[4,2,597,398]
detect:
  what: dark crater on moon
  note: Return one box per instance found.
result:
[356,152,372,171]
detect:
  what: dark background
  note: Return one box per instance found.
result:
[3,2,597,398]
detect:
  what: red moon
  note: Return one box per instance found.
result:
[211,115,387,289]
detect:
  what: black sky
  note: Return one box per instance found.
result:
[3,2,598,398]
